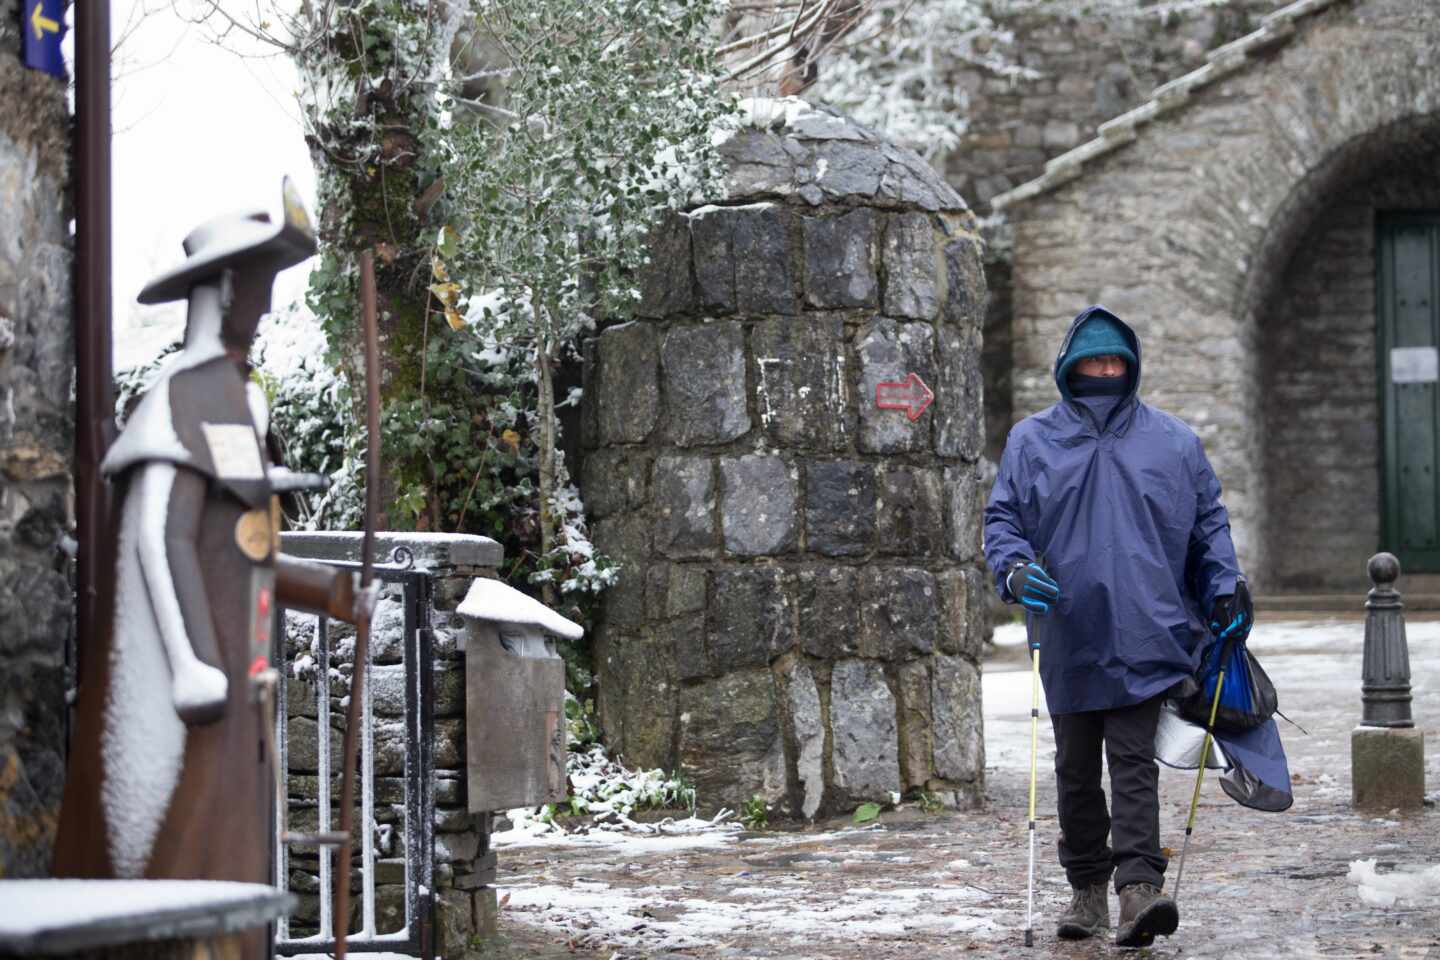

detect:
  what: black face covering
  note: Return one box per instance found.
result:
[1068,372,1129,397]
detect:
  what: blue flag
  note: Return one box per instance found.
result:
[22,0,67,80]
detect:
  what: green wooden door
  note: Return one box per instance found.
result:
[1380,213,1440,571]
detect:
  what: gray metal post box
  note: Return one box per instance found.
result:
[459,578,581,812]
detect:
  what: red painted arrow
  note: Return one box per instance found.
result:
[875,372,934,422]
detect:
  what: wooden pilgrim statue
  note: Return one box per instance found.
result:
[55,180,370,931]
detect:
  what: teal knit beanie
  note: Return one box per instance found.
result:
[1057,315,1137,390]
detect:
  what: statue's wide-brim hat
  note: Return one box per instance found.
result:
[138,176,318,304]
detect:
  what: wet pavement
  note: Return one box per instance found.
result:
[489,621,1440,958]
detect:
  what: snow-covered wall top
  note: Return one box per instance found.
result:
[0,879,292,953]
[281,530,503,572]
[719,98,969,215]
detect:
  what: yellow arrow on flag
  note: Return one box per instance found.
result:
[30,2,60,40]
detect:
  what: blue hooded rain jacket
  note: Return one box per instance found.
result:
[985,305,1291,810]
[984,306,1240,714]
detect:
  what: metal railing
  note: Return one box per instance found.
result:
[272,552,436,958]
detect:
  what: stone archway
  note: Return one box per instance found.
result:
[999,0,1440,589]
[1242,117,1440,590]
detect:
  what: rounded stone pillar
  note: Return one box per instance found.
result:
[581,99,989,818]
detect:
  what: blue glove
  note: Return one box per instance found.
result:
[1208,579,1253,642]
[1007,561,1060,616]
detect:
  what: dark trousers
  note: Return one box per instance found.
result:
[1050,695,1166,893]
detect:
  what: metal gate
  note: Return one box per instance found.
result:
[272,551,436,958]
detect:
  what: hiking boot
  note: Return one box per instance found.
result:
[1115,882,1179,948]
[1055,880,1110,940]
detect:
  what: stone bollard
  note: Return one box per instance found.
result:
[1351,552,1426,811]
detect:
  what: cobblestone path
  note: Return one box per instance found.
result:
[492,622,1440,959]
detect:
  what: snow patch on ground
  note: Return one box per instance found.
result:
[991,618,1440,654]
[1348,859,1440,908]
[504,876,1002,953]
[494,813,742,853]
[499,814,1007,953]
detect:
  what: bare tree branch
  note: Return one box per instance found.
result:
[721,0,846,84]
[178,0,297,54]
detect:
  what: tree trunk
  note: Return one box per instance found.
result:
[295,5,437,531]
[534,297,557,607]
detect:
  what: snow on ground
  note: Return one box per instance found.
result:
[499,812,1007,952]
[987,622,1440,782]
[504,867,1002,954]
[991,617,1440,654]
[496,618,1440,955]
[494,813,743,853]
[1348,859,1440,908]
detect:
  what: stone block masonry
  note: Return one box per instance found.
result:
[1000,0,1440,590]
[582,101,991,818]
[945,0,1286,213]
[0,0,73,880]
[1351,727,1425,812]
[962,0,1288,466]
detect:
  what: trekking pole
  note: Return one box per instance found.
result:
[1024,638,1041,948]
[1172,630,1239,903]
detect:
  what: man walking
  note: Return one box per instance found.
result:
[983,305,1251,947]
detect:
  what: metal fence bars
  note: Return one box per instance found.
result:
[272,556,435,958]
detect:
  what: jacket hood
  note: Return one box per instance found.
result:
[1053,305,1142,402]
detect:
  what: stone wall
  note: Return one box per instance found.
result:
[1262,164,1440,591]
[949,0,1285,212]
[279,532,503,955]
[981,254,1012,465]
[964,0,1285,465]
[581,101,990,818]
[0,0,73,879]
[999,0,1440,589]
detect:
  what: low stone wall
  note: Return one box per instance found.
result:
[279,532,502,954]
[581,101,990,819]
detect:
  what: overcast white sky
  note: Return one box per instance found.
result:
[96,1,316,369]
